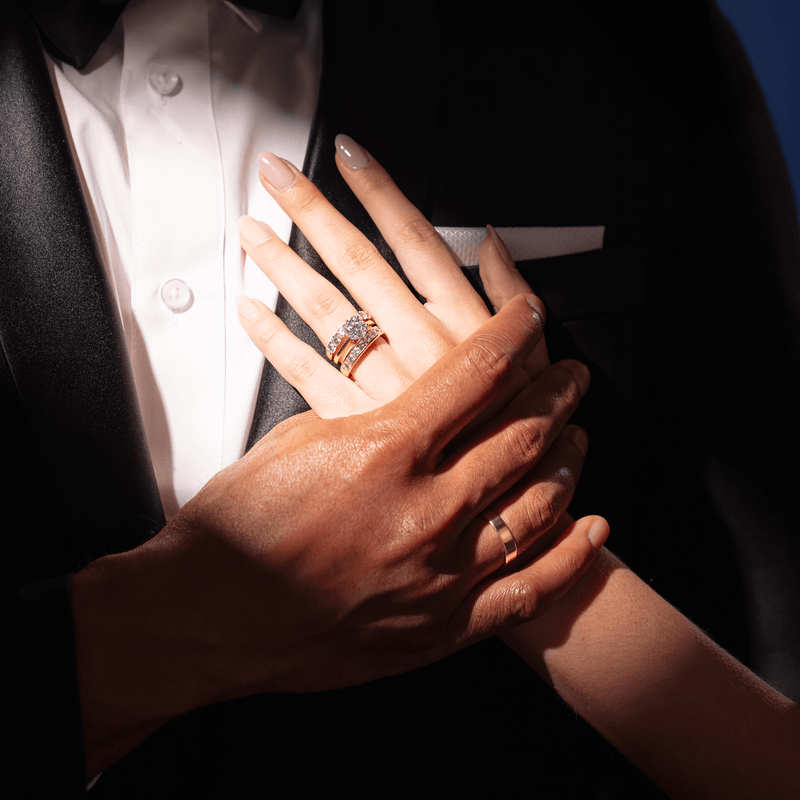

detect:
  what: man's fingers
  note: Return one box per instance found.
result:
[454,515,610,643]
[437,357,589,526]
[454,424,589,582]
[389,294,546,455]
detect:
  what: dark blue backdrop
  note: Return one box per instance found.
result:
[719,1,800,216]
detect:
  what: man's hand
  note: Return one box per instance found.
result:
[71,295,603,776]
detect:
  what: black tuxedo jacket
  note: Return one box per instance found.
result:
[3,1,800,796]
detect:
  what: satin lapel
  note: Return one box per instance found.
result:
[0,8,165,555]
[246,0,438,445]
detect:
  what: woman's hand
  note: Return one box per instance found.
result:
[236,134,607,567]
[236,135,556,417]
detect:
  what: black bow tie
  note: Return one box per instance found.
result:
[27,0,302,69]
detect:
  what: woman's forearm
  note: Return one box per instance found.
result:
[504,548,800,799]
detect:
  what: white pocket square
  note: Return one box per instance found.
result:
[434,226,605,267]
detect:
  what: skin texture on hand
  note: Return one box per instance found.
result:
[71,296,605,778]
[72,136,609,781]
[242,137,800,798]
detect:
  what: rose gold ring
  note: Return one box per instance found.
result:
[325,311,385,379]
[483,513,518,565]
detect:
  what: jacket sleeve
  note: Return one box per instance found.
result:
[0,7,164,794]
[2,575,86,796]
[0,358,86,796]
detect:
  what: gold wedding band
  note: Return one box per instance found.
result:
[325,311,385,378]
[483,513,518,565]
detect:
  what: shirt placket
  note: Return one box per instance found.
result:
[121,0,226,518]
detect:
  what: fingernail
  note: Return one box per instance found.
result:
[587,518,609,550]
[334,134,371,169]
[486,225,515,270]
[257,151,296,190]
[238,216,272,245]
[524,294,546,328]
[235,294,262,321]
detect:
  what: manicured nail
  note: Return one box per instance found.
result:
[587,518,609,550]
[238,216,272,245]
[257,152,296,190]
[525,294,545,328]
[334,134,371,169]
[235,294,262,321]
[486,225,515,270]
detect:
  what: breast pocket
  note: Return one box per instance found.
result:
[462,245,659,322]
[514,246,659,323]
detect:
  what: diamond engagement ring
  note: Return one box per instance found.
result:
[326,311,385,378]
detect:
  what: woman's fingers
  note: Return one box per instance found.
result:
[238,215,355,339]
[255,152,443,366]
[234,295,375,418]
[478,225,533,309]
[333,134,489,339]
[237,215,412,403]
[479,225,550,377]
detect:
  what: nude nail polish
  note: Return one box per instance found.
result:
[257,152,296,190]
[525,294,546,327]
[335,134,371,169]
[238,216,272,245]
[587,518,609,550]
[236,295,262,321]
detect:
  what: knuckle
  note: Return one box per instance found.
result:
[522,485,563,534]
[337,239,380,273]
[396,216,439,248]
[251,322,281,352]
[285,352,320,383]
[463,333,514,383]
[290,184,325,217]
[304,286,342,320]
[360,168,396,196]
[505,579,542,624]
[504,417,546,466]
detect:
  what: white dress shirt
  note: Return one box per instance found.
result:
[47,0,322,519]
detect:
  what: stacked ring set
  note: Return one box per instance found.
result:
[326,311,385,377]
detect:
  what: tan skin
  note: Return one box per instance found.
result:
[237,138,800,799]
[71,150,606,776]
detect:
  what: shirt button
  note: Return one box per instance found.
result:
[149,69,182,97]
[161,279,193,312]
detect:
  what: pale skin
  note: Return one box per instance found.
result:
[237,136,800,800]
[70,162,607,775]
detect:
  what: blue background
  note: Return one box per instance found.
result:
[719,1,800,216]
